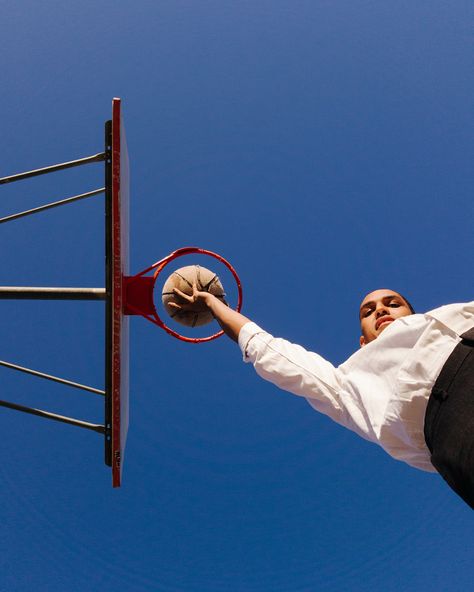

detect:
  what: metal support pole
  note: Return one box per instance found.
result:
[0,153,106,185]
[0,359,105,396]
[0,287,106,300]
[0,399,105,434]
[0,188,105,225]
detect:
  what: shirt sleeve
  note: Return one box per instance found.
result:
[238,322,346,422]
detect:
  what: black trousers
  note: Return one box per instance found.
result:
[424,328,474,509]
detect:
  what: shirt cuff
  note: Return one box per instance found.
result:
[238,322,267,361]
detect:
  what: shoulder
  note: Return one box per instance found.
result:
[425,302,474,335]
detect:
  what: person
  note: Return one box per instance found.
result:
[170,287,474,509]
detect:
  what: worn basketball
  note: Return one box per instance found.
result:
[161,265,226,327]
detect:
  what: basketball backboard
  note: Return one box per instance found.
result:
[0,97,130,488]
[105,98,130,487]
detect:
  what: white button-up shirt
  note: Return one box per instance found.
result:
[238,302,474,472]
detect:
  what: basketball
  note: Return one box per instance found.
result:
[161,265,226,327]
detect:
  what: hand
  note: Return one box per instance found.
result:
[169,283,213,313]
[170,282,250,343]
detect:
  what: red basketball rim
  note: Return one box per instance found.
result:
[151,247,243,343]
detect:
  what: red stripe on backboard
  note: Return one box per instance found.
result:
[111,98,123,487]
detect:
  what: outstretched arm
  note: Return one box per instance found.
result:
[172,285,346,428]
[170,284,251,342]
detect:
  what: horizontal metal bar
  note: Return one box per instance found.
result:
[0,399,105,433]
[0,287,106,300]
[0,188,105,225]
[0,359,105,396]
[0,152,106,185]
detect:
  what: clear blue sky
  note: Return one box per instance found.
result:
[1,2,473,591]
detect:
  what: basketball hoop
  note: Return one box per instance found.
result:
[124,247,243,343]
[0,99,242,486]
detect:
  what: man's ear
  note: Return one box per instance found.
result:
[359,335,366,347]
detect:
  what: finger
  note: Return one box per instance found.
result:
[168,301,195,312]
[173,287,193,302]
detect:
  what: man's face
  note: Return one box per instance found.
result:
[359,289,413,347]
